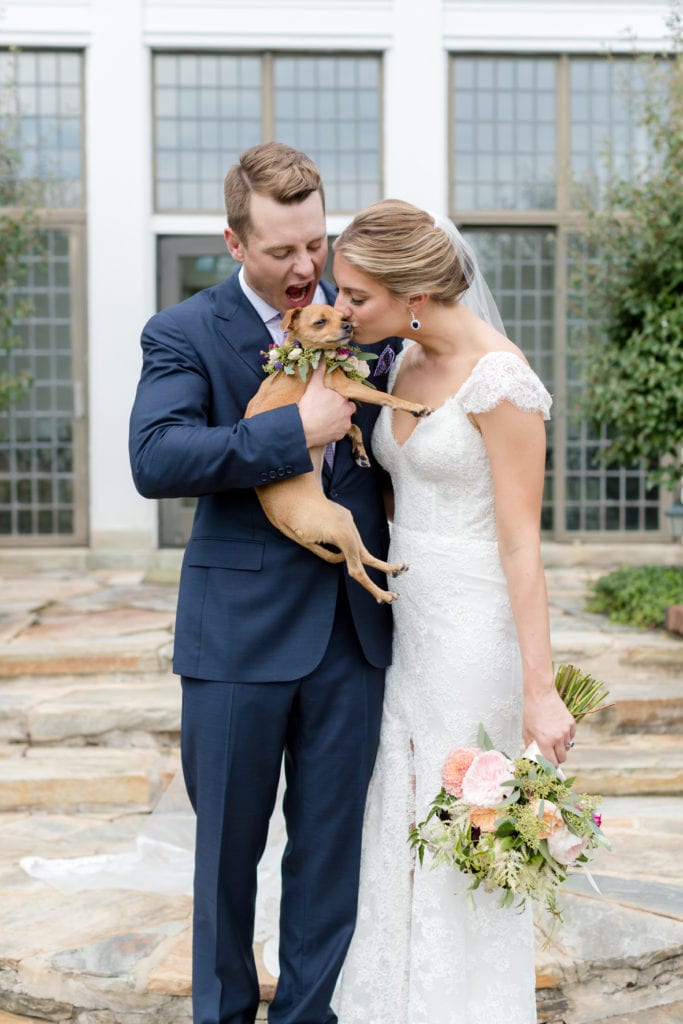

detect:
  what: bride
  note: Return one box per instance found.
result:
[330,199,575,1024]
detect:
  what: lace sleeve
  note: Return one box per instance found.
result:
[459,351,552,420]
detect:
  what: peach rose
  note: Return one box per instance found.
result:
[534,799,564,839]
[469,806,498,833]
[442,747,480,798]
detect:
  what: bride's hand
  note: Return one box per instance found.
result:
[523,686,576,767]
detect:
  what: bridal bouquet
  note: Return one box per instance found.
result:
[409,665,612,923]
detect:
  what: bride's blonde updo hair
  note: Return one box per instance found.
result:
[333,199,470,304]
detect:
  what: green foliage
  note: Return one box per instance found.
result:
[575,5,683,488]
[586,564,683,628]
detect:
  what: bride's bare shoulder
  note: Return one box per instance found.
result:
[465,316,529,368]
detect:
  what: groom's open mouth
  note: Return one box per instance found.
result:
[284,282,315,308]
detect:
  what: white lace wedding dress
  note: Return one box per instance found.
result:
[334,348,552,1024]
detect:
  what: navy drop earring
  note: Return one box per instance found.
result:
[409,308,421,331]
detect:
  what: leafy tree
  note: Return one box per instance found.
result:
[575,5,683,489]
[0,66,45,411]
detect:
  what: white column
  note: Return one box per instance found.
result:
[86,0,156,555]
[383,0,449,216]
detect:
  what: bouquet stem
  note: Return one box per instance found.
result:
[555,663,613,721]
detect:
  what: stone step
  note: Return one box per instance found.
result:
[592,1000,683,1023]
[0,673,180,747]
[0,605,174,678]
[568,735,683,797]
[0,737,679,815]
[0,793,682,1024]
[0,660,681,760]
[0,746,177,812]
[0,573,176,680]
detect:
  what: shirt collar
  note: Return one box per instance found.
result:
[238,266,280,324]
[238,265,328,325]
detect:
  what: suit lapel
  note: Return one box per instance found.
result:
[213,272,271,381]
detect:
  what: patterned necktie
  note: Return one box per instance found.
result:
[324,442,335,469]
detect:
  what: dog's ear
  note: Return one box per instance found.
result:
[280,308,300,333]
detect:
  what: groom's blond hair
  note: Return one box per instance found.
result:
[334,199,469,304]
[225,142,325,242]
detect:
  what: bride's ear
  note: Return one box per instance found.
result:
[407,293,429,314]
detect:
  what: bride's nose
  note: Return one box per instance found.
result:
[334,295,350,315]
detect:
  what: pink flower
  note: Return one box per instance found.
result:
[592,813,602,828]
[547,826,589,865]
[442,747,480,798]
[461,750,515,808]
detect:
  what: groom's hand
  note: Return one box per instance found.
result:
[298,363,355,448]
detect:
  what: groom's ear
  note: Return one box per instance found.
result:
[224,227,245,263]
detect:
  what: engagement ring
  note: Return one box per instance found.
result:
[565,739,575,750]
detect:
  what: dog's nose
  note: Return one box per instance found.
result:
[342,320,353,333]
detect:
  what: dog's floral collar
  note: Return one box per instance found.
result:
[260,340,378,387]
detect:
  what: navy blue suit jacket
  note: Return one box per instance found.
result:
[129,272,400,682]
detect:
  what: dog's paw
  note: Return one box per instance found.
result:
[354,452,371,469]
[379,591,399,603]
[389,563,409,578]
[411,406,432,418]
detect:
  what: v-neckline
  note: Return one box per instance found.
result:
[389,350,483,450]
[389,348,527,450]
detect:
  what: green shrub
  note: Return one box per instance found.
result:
[574,7,683,489]
[586,564,683,628]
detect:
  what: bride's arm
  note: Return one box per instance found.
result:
[473,401,575,765]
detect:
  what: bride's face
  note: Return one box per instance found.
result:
[333,253,408,345]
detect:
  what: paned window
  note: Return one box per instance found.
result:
[452,57,556,211]
[451,54,662,537]
[0,231,81,538]
[154,54,261,211]
[0,49,83,206]
[0,50,85,544]
[152,52,382,213]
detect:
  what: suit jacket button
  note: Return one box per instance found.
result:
[277,467,286,478]
[268,469,278,480]
[259,472,269,483]
[285,465,293,475]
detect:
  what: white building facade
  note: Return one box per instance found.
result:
[0,0,674,564]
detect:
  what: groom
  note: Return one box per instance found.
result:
[129,142,400,1024]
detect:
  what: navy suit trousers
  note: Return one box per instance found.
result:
[180,583,385,1024]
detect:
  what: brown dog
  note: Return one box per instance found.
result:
[244,304,431,603]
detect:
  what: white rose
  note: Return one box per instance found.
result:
[288,347,303,361]
[355,360,371,378]
[346,355,359,369]
[547,826,589,865]
[268,347,281,362]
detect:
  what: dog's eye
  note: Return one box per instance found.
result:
[313,318,327,327]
